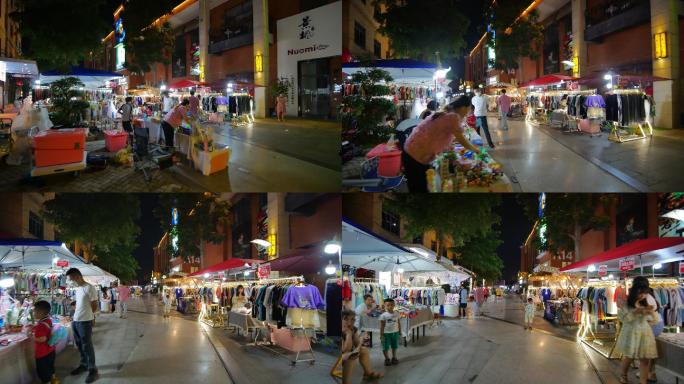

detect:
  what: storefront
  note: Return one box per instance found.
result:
[0,240,118,384]
[277,1,342,120]
[0,58,39,110]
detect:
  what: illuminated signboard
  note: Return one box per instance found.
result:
[116,44,125,70]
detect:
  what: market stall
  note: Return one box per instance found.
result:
[0,239,118,383]
[560,237,684,359]
[526,266,582,326]
[342,219,451,347]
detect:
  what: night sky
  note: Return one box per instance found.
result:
[133,194,163,284]
[495,195,533,284]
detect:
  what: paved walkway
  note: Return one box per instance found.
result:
[126,295,339,384]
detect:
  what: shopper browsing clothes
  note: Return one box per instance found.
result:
[341,310,384,383]
[32,300,58,384]
[402,96,482,192]
[471,89,495,148]
[117,97,134,133]
[497,90,511,130]
[161,99,190,150]
[380,298,401,366]
[118,282,131,319]
[66,268,100,383]
[614,276,658,384]
[524,297,535,330]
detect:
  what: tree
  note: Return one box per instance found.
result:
[48,77,90,126]
[155,194,232,262]
[519,194,614,262]
[452,230,504,283]
[373,0,470,62]
[42,194,141,278]
[340,67,396,145]
[12,0,112,69]
[486,0,544,71]
[119,0,178,74]
[383,194,502,261]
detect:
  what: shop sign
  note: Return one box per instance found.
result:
[598,265,608,276]
[619,257,635,271]
[258,264,271,279]
[679,262,684,275]
[171,207,179,226]
[56,260,69,268]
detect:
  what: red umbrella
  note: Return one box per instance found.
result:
[168,79,200,89]
[519,74,577,88]
[188,258,263,277]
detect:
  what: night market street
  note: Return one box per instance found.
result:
[0,118,340,193]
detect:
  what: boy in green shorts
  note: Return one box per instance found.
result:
[379,298,400,366]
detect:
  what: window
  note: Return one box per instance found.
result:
[374,40,382,58]
[28,211,44,239]
[381,210,400,236]
[354,22,366,49]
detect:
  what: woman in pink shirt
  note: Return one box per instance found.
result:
[161,99,189,149]
[402,96,481,192]
[276,94,287,122]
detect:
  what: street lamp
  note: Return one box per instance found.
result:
[588,264,596,272]
[325,238,342,278]
[324,261,337,275]
[250,239,271,248]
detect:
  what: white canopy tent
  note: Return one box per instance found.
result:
[0,239,118,285]
[342,219,447,273]
[399,243,473,288]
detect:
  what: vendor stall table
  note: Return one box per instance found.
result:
[228,311,263,336]
[358,307,434,347]
[0,333,33,384]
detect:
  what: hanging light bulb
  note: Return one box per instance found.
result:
[588,264,596,272]
[397,268,404,274]
[325,261,337,275]
[653,263,662,270]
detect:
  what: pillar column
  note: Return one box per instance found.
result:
[571,0,587,78]
[198,0,210,83]
[651,0,681,129]
[253,0,270,118]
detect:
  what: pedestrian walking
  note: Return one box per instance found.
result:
[614,276,658,384]
[118,283,131,319]
[65,268,99,383]
[402,96,482,192]
[524,297,535,330]
[458,285,469,318]
[117,97,134,133]
[162,293,172,318]
[188,90,200,118]
[497,90,511,130]
[471,89,495,148]
[276,93,287,122]
[109,284,117,314]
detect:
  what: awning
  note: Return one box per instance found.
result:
[188,258,263,277]
[519,74,576,88]
[560,237,684,273]
[269,255,322,274]
[40,66,124,88]
[0,57,39,77]
[342,219,447,272]
[168,79,206,89]
[342,59,437,85]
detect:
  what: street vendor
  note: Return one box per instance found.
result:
[402,96,482,192]
[161,99,190,150]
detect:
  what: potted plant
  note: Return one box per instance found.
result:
[48,77,90,127]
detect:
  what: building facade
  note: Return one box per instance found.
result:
[91,0,342,119]
[465,0,682,128]
[0,0,21,58]
[0,193,55,241]
[342,0,390,61]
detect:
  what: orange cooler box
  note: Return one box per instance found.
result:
[32,128,86,167]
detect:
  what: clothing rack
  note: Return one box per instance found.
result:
[352,278,379,283]
[605,88,653,142]
[257,276,304,284]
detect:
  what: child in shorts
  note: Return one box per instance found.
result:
[379,298,400,366]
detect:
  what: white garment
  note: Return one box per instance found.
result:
[472,95,488,117]
[73,283,99,321]
[606,286,617,315]
[354,303,370,329]
[379,311,401,334]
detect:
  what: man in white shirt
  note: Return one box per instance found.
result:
[471,89,495,148]
[354,294,376,329]
[66,268,100,383]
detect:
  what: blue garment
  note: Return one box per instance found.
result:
[72,321,96,371]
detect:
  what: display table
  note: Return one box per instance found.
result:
[228,311,263,336]
[0,333,34,384]
[405,308,434,345]
[656,333,684,381]
[358,307,433,347]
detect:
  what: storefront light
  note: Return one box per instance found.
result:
[251,239,272,248]
[608,274,614,280]
[324,240,341,254]
[587,264,596,272]
[654,32,668,59]
[255,53,263,73]
[397,267,404,274]
[203,273,210,278]
[603,74,612,81]
[160,84,167,91]
[653,263,662,270]
[162,275,167,279]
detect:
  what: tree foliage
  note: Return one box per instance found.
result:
[373,0,470,62]
[340,67,396,145]
[452,230,504,283]
[119,0,178,74]
[486,0,544,71]
[383,194,502,263]
[42,194,141,280]
[12,0,112,69]
[518,194,614,262]
[155,194,232,262]
[48,77,90,126]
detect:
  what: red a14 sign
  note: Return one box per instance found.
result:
[679,262,684,275]
[619,257,635,272]
[598,265,608,276]
[56,260,69,268]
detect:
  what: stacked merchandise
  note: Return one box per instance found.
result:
[349,280,387,309]
[430,145,504,192]
[174,287,200,314]
[248,279,325,329]
[388,286,445,306]
[650,282,684,328]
